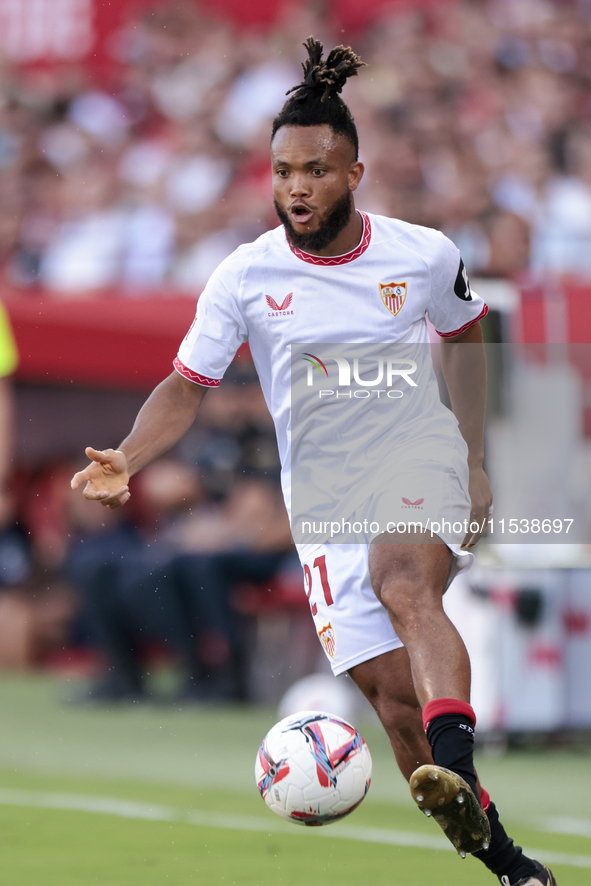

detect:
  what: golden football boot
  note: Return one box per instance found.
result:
[410,764,491,857]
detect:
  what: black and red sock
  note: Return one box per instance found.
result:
[422,698,540,883]
[423,697,480,800]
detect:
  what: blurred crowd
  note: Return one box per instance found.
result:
[2,0,591,295]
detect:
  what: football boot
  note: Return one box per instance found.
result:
[410,764,491,857]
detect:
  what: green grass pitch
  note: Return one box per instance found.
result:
[0,675,589,885]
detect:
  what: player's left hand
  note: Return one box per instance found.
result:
[462,465,493,549]
[70,447,130,510]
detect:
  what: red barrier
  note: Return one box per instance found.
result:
[5,278,591,394]
[3,291,198,390]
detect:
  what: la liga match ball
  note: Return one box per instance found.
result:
[255,710,372,826]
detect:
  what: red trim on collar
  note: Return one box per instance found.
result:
[173,357,221,387]
[287,211,371,266]
[436,303,489,339]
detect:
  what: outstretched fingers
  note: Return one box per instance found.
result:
[84,446,113,463]
[70,467,90,491]
[71,448,113,490]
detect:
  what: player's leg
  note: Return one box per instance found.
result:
[368,535,468,707]
[369,535,483,794]
[298,541,555,881]
[350,647,557,885]
[348,645,432,779]
[362,541,556,882]
[368,535,489,855]
[299,539,486,850]
[350,646,557,884]
[299,539,478,791]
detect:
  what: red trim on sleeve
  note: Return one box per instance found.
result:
[287,212,371,265]
[173,356,221,387]
[422,698,476,732]
[436,303,489,339]
[480,788,491,813]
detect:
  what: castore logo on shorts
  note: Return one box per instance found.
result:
[401,497,424,509]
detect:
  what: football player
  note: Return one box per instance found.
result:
[72,38,555,886]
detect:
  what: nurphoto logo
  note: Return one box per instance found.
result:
[302,352,418,399]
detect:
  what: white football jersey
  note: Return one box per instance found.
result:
[176,211,488,519]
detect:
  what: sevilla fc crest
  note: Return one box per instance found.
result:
[318,623,336,659]
[380,281,407,316]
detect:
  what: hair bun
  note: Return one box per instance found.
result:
[287,37,367,103]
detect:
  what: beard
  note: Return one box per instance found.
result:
[274,189,354,253]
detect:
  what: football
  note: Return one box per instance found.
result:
[255,710,372,826]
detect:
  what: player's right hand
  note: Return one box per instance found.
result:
[70,447,131,509]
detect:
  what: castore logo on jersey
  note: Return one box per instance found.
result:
[266,293,294,316]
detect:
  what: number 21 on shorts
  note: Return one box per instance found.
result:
[303,554,334,615]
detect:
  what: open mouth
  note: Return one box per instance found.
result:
[290,203,314,224]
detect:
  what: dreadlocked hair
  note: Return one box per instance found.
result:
[272,37,366,158]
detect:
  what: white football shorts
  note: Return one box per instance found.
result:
[296,459,474,675]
